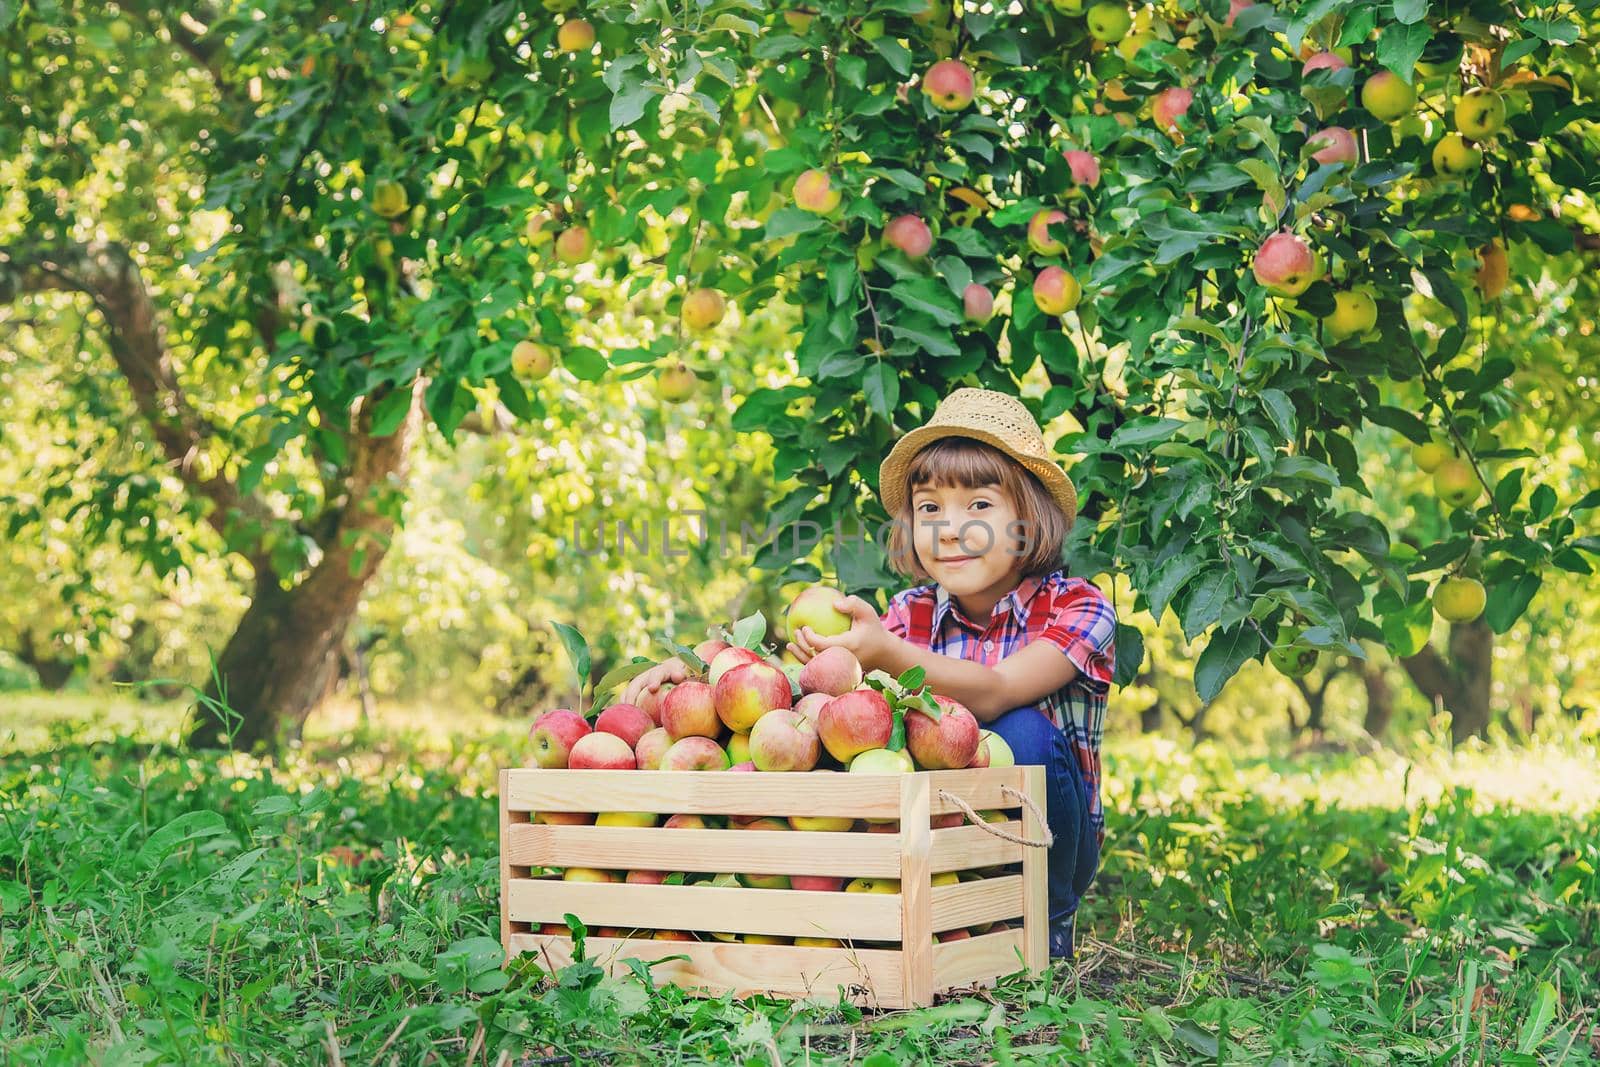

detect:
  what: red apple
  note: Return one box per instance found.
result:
[749,709,821,772]
[733,815,790,831]
[1064,149,1100,188]
[905,695,981,770]
[967,736,991,768]
[634,727,673,770]
[567,731,637,770]
[920,58,975,110]
[1032,265,1081,315]
[791,875,846,891]
[528,708,590,768]
[1225,0,1252,26]
[713,662,793,733]
[660,735,731,771]
[962,283,995,324]
[797,646,863,697]
[533,811,593,825]
[932,812,964,829]
[1302,51,1347,76]
[936,929,973,942]
[660,680,720,739]
[663,813,718,829]
[708,646,763,685]
[653,930,694,941]
[594,702,652,749]
[1027,208,1069,256]
[1252,230,1318,296]
[816,689,894,763]
[625,870,669,884]
[637,683,671,724]
[729,761,757,772]
[793,168,841,214]
[1308,125,1358,165]
[693,639,731,665]
[884,214,933,258]
[1152,86,1193,133]
[794,692,832,723]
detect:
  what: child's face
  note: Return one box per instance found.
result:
[909,480,1025,597]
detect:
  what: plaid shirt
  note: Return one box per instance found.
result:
[881,569,1118,832]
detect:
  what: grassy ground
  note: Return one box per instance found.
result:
[1,696,1596,1064]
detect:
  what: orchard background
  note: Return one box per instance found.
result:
[3,0,1599,1062]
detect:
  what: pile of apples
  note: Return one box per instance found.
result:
[522,584,1022,946]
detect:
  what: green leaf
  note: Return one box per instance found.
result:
[1393,0,1427,25]
[731,612,768,649]
[1258,388,1296,442]
[1110,417,1185,450]
[1194,624,1264,703]
[551,622,592,708]
[593,658,656,702]
[863,362,900,421]
[610,83,655,130]
[1145,550,1206,621]
[1378,22,1432,82]
[765,207,826,240]
[1485,571,1541,634]
[870,37,912,77]
[1112,622,1145,687]
[1494,467,1525,514]
[563,347,608,382]
[136,810,230,870]
[1516,981,1558,1054]
[1181,569,1235,642]
[367,384,415,437]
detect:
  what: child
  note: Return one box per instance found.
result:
[628,388,1117,960]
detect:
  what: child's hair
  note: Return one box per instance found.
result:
[885,437,1067,581]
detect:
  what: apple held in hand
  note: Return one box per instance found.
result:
[905,696,981,769]
[714,661,793,733]
[787,584,852,638]
[817,689,894,763]
[528,708,590,768]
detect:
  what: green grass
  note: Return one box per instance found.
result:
[1,698,1596,1064]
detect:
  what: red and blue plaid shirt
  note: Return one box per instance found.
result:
[881,568,1118,832]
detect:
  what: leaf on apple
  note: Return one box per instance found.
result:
[897,665,926,690]
[593,657,656,702]
[887,708,906,752]
[730,611,767,649]
[551,622,592,714]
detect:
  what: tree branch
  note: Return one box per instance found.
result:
[4,241,277,550]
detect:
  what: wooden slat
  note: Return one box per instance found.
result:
[503,769,903,818]
[507,878,902,941]
[1019,765,1049,973]
[925,767,1028,816]
[932,928,1027,991]
[506,823,901,878]
[507,934,909,1009]
[929,822,1025,873]
[499,769,512,956]
[898,774,934,1007]
[929,876,1024,932]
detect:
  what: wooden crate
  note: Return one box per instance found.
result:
[498,765,1049,1009]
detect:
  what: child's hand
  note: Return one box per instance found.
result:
[621,657,690,707]
[789,595,893,670]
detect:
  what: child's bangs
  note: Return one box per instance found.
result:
[905,438,1014,497]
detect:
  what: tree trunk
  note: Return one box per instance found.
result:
[17,631,75,691]
[1361,663,1395,738]
[1397,619,1493,745]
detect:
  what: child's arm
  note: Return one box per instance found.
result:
[791,593,1113,723]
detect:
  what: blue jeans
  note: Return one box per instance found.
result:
[986,707,1099,926]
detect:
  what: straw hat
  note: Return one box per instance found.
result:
[878,388,1078,528]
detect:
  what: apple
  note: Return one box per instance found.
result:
[1361,71,1416,122]
[1413,442,1450,472]
[787,585,852,639]
[849,747,916,773]
[845,877,900,894]
[921,58,975,110]
[1027,209,1069,256]
[967,736,991,768]
[794,936,844,947]
[1307,126,1358,166]
[660,680,720,739]
[937,929,973,942]
[793,169,841,213]
[634,727,673,770]
[1033,266,1081,315]
[708,646,764,685]
[512,340,554,379]
[654,930,695,941]
[1252,231,1317,296]
[1432,458,1481,508]
[749,709,821,772]
[556,18,595,52]
[979,729,1015,768]
[790,874,847,894]
[713,662,793,733]
[1117,32,1154,65]
[528,708,590,768]
[681,288,727,331]
[369,180,409,219]
[690,638,729,665]
[1063,149,1100,188]
[555,226,593,264]
[660,735,731,771]
[1051,0,1086,11]
[567,731,637,770]
[794,691,831,724]
[657,361,698,402]
[905,696,981,769]
[533,811,593,825]
[663,813,719,829]
[1324,289,1377,339]
[729,761,757,772]
[962,283,995,324]
[932,812,964,829]
[884,214,933,258]
[594,702,653,749]
[1085,2,1132,42]
[637,683,670,724]
[798,646,863,697]
[1151,86,1193,133]
[1432,134,1481,177]
[1455,88,1505,139]
[540,922,571,935]
[738,873,792,890]
[790,815,854,832]
[1475,241,1508,299]
[865,819,899,833]
[1224,0,1252,27]
[1268,626,1319,678]
[562,867,617,882]
[817,689,894,762]
[1301,51,1348,76]
[596,811,658,827]
[726,731,751,763]
[1433,577,1486,622]
[784,9,816,32]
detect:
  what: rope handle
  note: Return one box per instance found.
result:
[936,785,1054,848]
